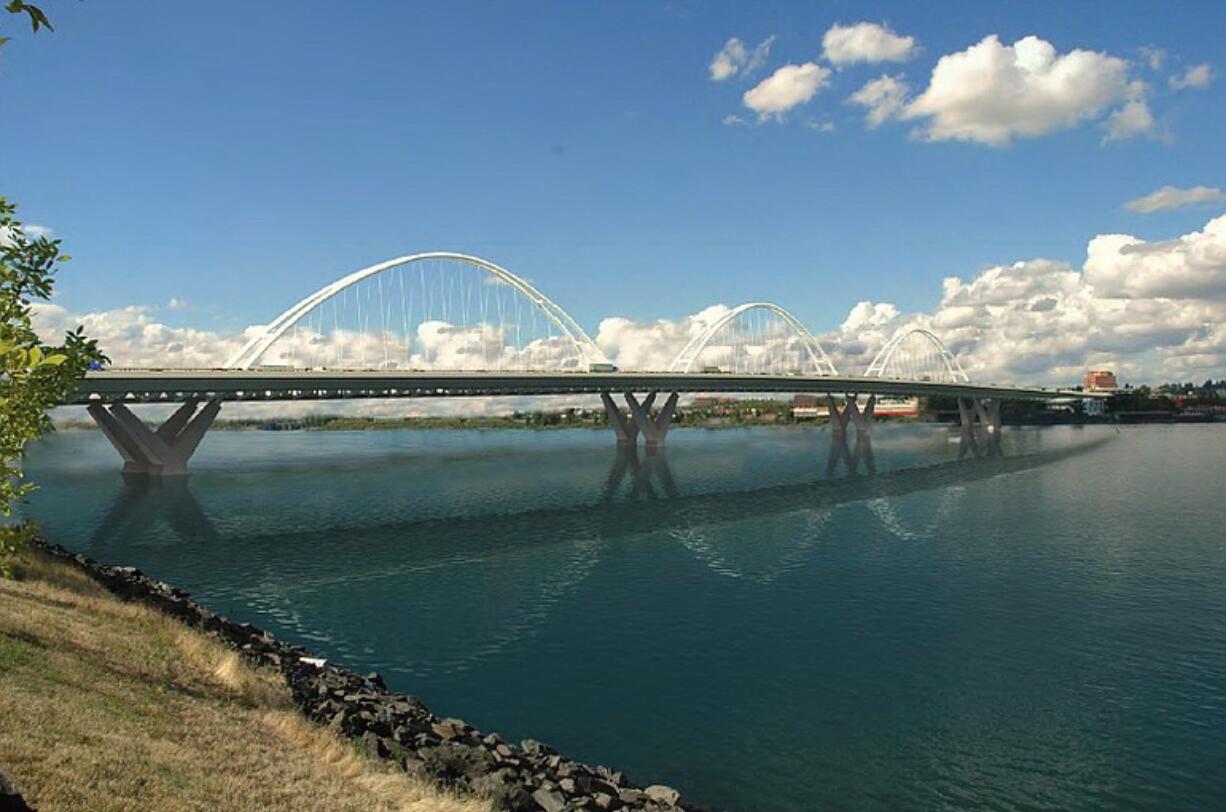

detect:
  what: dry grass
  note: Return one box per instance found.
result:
[0,551,491,812]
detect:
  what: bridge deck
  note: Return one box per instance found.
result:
[71,370,1104,404]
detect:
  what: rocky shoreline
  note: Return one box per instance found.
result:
[32,540,704,812]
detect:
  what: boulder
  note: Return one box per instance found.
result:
[420,742,496,784]
[644,785,681,806]
[531,787,567,812]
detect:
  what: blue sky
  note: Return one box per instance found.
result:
[4,1,1226,383]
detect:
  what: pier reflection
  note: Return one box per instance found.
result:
[826,432,876,477]
[91,474,221,552]
[66,431,1107,677]
[602,447,679,501]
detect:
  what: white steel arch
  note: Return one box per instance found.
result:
[668,302,839,375]
[863,327,969,383]
[225,252,608,370]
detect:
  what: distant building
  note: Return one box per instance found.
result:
[1083,398,1106,417]
[1084,370,1118,391]
[691,396,737,408]
[793,394,826,419]
[791,394,918,419]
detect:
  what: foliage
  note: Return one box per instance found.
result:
[0,1,52,48]
[0,523,34,578]
[2,198,107,530]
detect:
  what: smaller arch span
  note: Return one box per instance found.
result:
[225,252,608,371]
[668,302,839,376]
[863,327,969,383]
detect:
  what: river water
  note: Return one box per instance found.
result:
[19,424,1226,811]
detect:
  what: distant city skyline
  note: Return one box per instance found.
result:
[4,1,1225,385]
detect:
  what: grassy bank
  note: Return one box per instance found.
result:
[0,549,489,812]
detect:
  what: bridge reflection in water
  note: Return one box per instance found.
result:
[74,428,1106,679]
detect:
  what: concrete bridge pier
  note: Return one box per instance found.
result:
[626,391,679,450]
[603,390,678,449]
[87,399,221,476]
[958,397,1001,434]
[601,391,642,447]
[826,394,877,437]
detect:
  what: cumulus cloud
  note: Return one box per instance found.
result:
[902,35,1143,145]
[822,22,917,66]
[595,305,730,371]
[1084,214,1226,299]
[709,38,748,82]
[600,214,1226,385]
[1103,98,1159,142]
[841,301,900,333]
[167,296,189,310]
[743,62,832,121]
[848,74,909,127]
[1169,63,1212,90]
[32,303,244,369]
[709,35,775,82]
[1125,185,1226,213]
[37,214,1226,408]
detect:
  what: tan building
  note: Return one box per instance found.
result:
[1084,370,1118,391]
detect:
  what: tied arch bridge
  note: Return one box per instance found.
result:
[73,252,1098,475]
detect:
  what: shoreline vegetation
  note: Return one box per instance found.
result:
[0,545,489,812]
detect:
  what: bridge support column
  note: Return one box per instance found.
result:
[88,399,221,476]
[601,391,641,447]
[958,397,1002,434]
[826,394,875,437]
[625,391,678,450]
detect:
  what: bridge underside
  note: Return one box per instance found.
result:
[73,370,1096,405]
[82,383,1016,476]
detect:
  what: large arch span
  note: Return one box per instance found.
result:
[668,302,840,376]
[225,252,608,371]
[863,327,969,383]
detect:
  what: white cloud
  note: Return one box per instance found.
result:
[595,305,731,371]
[32,303,245,369]
[709,37,748,81]
[743,62,832,121]
[849,74,909,127]
[709,35,775,82]
[1084,214,1226,299]
[1103,98,1158,142]
[722,113,749,127]
[167,297,190,310]
[0,223,54,245]
[744,35,776,77]
[903,35,1141,146]
[599,214,1226,385]
[37,215,1226,408]
[822,22,917,66]
[1140,46,1165,71]
[1169,63,1212,90]
[1125,185,1226,213]
[804,119,835,133]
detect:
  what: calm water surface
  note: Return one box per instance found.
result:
[20,424,1226,811]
